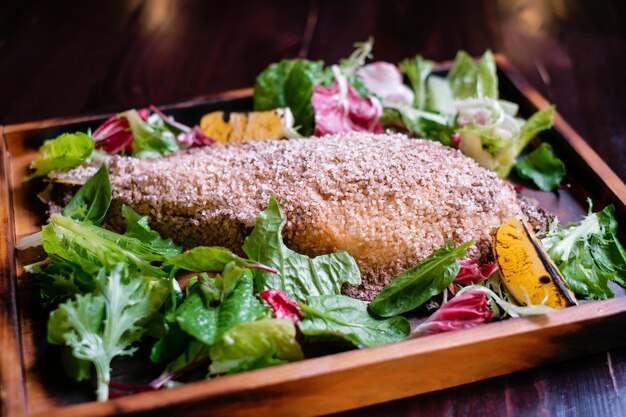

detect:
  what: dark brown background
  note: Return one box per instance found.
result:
[2,0,626,416]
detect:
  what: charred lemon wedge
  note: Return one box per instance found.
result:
[493,217,577,308]
[200,108,294,143]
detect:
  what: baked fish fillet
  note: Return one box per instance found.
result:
[64,132,532,300]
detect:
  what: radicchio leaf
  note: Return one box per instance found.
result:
[449,258,498,294]
[260,290,304,323]
[92,109,149,154]
[312,66,383,136]
[411,290,493,337]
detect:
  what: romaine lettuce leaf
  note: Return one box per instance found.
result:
[476,50,498,99]
[41,212,175,276]
[298,295,410,348]
[448,51,478,99]
[242,196,361,302]
[398,55,433,109]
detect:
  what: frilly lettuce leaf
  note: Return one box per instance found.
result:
[27,132,94,179]
[47,264,168,401]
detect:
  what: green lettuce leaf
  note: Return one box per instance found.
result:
[165,246,269,273]
[242,196,361,302]
[517,105,555,154]
[369,241,473,317]
[515,143,566,191]
[47,264,168,401]
[28,132,94,179]
[448,51,478,99]
[41,213,172,276]
[175,270,268,345]
[27,258,94,305]
[476,50,498,99]
[127,110,180,159]
[298,295,410,348]
[254,59,323,136]
[62,164,112,225]
[209,318,304,374]
[121,205,182,259]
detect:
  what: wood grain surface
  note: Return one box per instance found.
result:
[1,1,626,416]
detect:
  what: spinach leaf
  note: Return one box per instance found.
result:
[28,132,94,179]
[254,59,323,136]
[369,241,473,317]
[515,143,566,191]
[175,270,268,345]
[209,318,304,375]
[151,340,211,389]
[298,295,410,348]
[63,164,112,225]
[149,321,191,363]
[242,196,361,302]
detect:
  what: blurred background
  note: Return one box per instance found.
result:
[1,1,626,416]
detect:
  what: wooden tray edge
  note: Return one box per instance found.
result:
[0,126,28,417]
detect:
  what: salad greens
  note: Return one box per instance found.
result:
[27,132,94,179]
[393,50,558,179]
[242,196,361,302]
[542,205,626,299]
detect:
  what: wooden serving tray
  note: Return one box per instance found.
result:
[2,56,626,417]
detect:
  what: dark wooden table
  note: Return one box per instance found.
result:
[2,1,626,416]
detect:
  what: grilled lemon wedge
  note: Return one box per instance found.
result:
[200,108,294,143]
[493,217,577,308]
